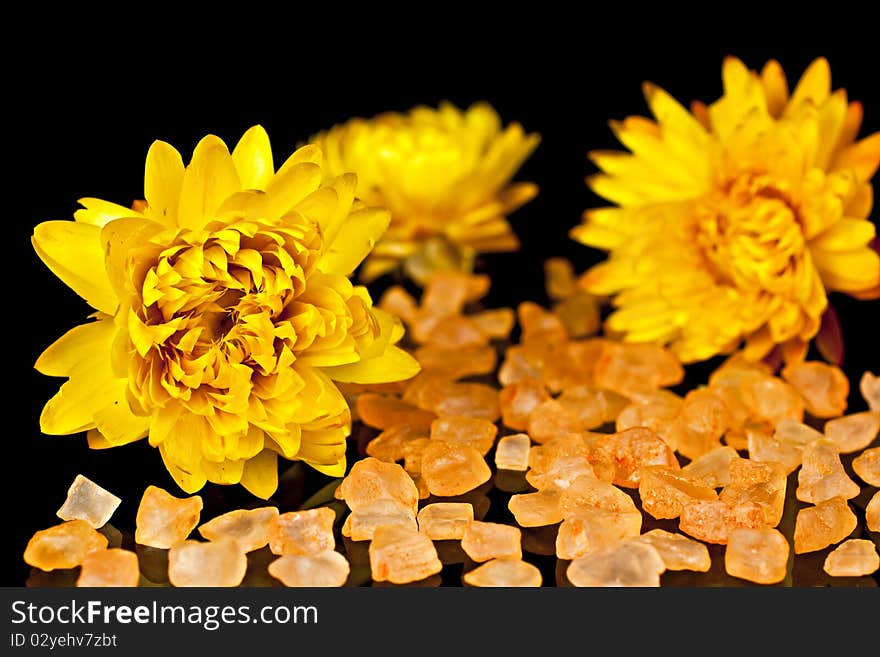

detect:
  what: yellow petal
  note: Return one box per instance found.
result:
[40,359,122,435]
[144,140,184,226]
[832,132,880,182]
[240,449,278,499]
[322,344,420,383]
[785,57,831,114]
[92,398,150,446]
[307,457,347,478]
[246,162,322,220]
[570,222,627,249]
[101,216,165,301]
[812,246,880,292]
[177,135,241,229]
[275,143,322,178]
[74,198,142,227]
[32,221,117,314]
[760,59,789,118]
[159,444,208,494]
[202,458,245,485]
[232,125,274,191]
[318,207,391,276]
[810,218,876,251]
[35,318,115,377]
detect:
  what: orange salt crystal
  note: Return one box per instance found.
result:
[824,412,880,454]
[168,539,247,587]
[796,439,860,504]
[56,474,121,529]
[76,548,140,587]
[24,520,108,571]
[498,345,545,386]
[776,418,824,446]
[268,551,350,587]
[471,308,516,339]
[135,486,203,549]
[781,361,849,418]
[378,286,418,324]
[421,441,491,497]
[615,391,683,449]
[555,508,642,560]
[410,474,430,500]
[679,499,764,544]
[746,424,805,475]
[593,342,683,398]
[865,492,879,532]
[724,527,789,585]
[494,433,531,471]
[581,435,618,483]
[741,375,805,427]
[421,271,489,318]
[424,316,488,349]
[335,457,419,513]
[558,475,638,516]
[793,497,857,554]
[403,438,431,474]
[671,389,731,460]
[509,488,564,527]
[430,416,497,456]
[859,371,880,411]
[518,301,568,342]
[366,424,428,463]
[430,382,500,421]
[823,539,879,577]
[546,339,608,392]
[544,257,577,300]
[553,292,600,339]
[592,427,679,488]
[345,500,417,541]
[567,541,666,587]
[268,507,336,556]
[464,559,542,587]
[556,387,610,430]
[356,394,436,430]
[638,466,718,520]
[417,503,474,540]
[526,435,595,490]
[852,447,880,486]
[198,507,279,553]
[635,530,711,572]
[681,445,738,488]
[369,525,442,585]
[720,458,787,526]
[415,345,497,378]
[460,521,522,562]
[499,379,551,431]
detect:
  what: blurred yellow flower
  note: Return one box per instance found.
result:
[314,102,540,284]
[33,126,419,498]
[573,57,880,363]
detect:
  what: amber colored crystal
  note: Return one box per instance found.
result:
[417,503,474,541]
[681,446,738,488]
[746,424,805,475]
[719,458,787,526]
[366,424,429,463]
[421,441,491,497]
[793,497,857,554]
[796,439,860,504]
[464,559,542,587]
[864,492,879,532]
[268,507,336,556]
[429,382,500,421]
[430,416,497,456]
[403,438,431,475]
[335,457,419,514]
[135,486,203,549]
[369,525,443,585]
[168,539,247,587]
[566,540,666,587]
[558,475,638,517]
[740,375,805,427]
[822,539,879,577]
[76,548,139,587]
[24,520,108,571]
[724,527,789,585]
[824,412,880,454]
[555,508,642,560]
[638,466,718,520]
[526,434,595,490]
[415,345,497,379]
[356,394,436,430]
[460,521,522,562]
[852,447,880,486]
[424,316,488,349]
[636,530,711,572]
[616,391,683,450]
[679,499,764,544]
[471,308,515,339]
[508,488,564,527]
[499,379,552,431]
[56,474,121,529]
[198,507,279,553]
[859,371,880,411]
[671,389,731,460]
[592,341,684,398]
[345,500,417,542]
[781,361,849,418]
[526,400,587,444]
[592,427,679,488]
[494,434,531,471]
[268,551,351,587]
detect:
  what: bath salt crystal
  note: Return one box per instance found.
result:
[796,439,860,504]
[859,371,880,411]
[24,520,108,571]
[464,559,542,587]
[508,488,564,527]
[499,380,551,431]
[76,548,140,587]
[356,394,436,430]
[592,427,679,488]
[852,447,880,486]
[417,503,474,541]
[335,457,419,514]
[494,433,531,471]
[635,530,711,572]
[268,507,336,556]
[135,486,203,549]
[681,445,738,488]
[555,508,642,560]
[567,540,666,587]
[198,507,278,553]
[430,416,497,456]
[867,492,880,532]
[638,466,718,520]
[268,550,350,587]
[421,441,491,497]
[793,497,857,554]
[824,412,880,454]
[369,525,442,585]
[780,361,849,418]
[460,521,522,562]
[558,475,638,516]
[168,539,247,587]
[724,527,789,585]
[346,500,417,542]
[56,474,121,529]
[822,539,879,578]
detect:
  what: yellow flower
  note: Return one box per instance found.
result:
[33,126,420,498]
[313,102,540,284]
[573,57,880,363]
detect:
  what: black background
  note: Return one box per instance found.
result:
[6,23,880,585]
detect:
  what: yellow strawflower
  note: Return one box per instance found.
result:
[33,126,420,498]
[573,57,880,363]
[314,102,540,284]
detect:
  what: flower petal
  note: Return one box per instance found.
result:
[74,197,143,227]
[322,344,420,384]
[318,207,391,276]
[39,359,123,435]
[785,57,831,115]
[144,140,184,226]
[810,218,876,251]
[159,444,208,494]
[32,221,117,314]
[177,135,241,229]
[240,449,278,499]
[232,125,274,191]
[35,318,115,377]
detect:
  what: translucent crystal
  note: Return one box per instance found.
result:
[76,548,140,587]
[679,499,764,544]
[268,550,350,587]
[135,486,203,549]
[415,345,497,378]
[268,507,336,556]
[638,466,718,520]
[471,308,515,339]
[593,342,683,398]
[724,527,789,585]
[681,445,738,488]
[746,424,804,475]
[518,301,568,342]
[335,457,419,514]
[793,497,857,554]
[526,434,595,490]
[635,529,711,572]
[168,539,247,587]
[379,285,418,324]
[556,387,609,430]
[822,539,879,577]
[24,520,108,571]
[859,371,880,411]
[56,475,122,529]
[460,521,522,562]
[796,439,860,504]
[425,316,488,349]
[356,394,436,430]
[781,361,849,419]
[567,541,666,587]
[865,492,879,532]
[421,441,491,497]
[592,427,679,488]
[198,507,279,553]
[741,375,805,427]
[508,488,564,527]
[417,503,474,540]
[464,559,542,587]
[403,438,431,474]
[558,475,638,517]
[671,389,731,460]
[499,379,551,431]
[430,416,497,456]
[616,391,683,449]
[369,525,443,584]
[852,447,880,486]
[367,424,429,463]
[346,500,417,542]
[824,412,880,454]
[544,257,577,300]
[719,458,787,526]
[494,433,531,471]
[555,508,642,560]
[429,382,500,421]
[526,400,587,443]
